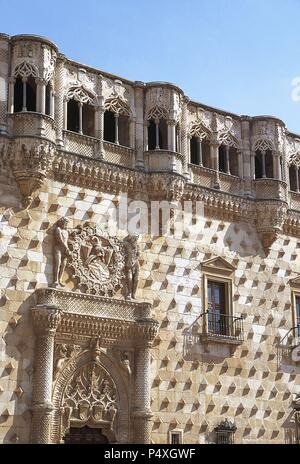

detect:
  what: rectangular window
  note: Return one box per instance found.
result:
[207,280,228,336]
[169,430,183,444]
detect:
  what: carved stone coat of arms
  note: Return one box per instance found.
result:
[67,222,125,297]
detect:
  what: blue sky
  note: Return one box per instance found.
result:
[1,0,300,132]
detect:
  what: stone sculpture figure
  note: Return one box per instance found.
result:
[123,234,140,299]
[53,218,70,287]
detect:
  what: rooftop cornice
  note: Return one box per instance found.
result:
[10,33,59,52]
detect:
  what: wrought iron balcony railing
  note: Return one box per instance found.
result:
[206,311,244,342]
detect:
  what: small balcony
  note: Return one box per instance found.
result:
[290,191,300,211]
[201,311,244,345]
[253,178,288,201]
[103,141,135,169]
[63,130,99,158]
[189,164,242,194]
[145,149,183,174]
[7,111,56,142]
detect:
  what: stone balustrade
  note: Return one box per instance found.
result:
[145,149,183,174]
[7,112,56,142]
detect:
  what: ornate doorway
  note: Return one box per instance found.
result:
[64,426,109,444]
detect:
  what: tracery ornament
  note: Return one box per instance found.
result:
[253,138,274,152]
[104,97,131,116]
[288,152,300,168]
[146,105,169,121]
[189,122,211,141]
[60,362,118,437]
[66,85,96,106]
[13,61,39,79]
[218,131,239,148]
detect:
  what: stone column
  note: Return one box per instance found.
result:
[237,150,243,178]
[261,150,266,178]
[225,145,230,174]
[241,117,253,196]
[295,166,299,192]
[168,120,176,152]
[131,342,152,444]
[197,137,203,166]
[55,55,66,146]
[130,117,135,149]
[36,78,46,113]
[274,152,282,180]
[49,86,55,118]
[78,101,83,135]
[22,77,27,111]
[94,103,104,158]
[134,81,145,170]
[8,77,15,114]
[31,305,61,444]
[63,98,68,131]
[181,97,189,177]
[144,121,149,152]
[40,79,46,114]
[155,118,160,149]
[0,34,10,134]
[211,141,220,189]
[114,113,119,144]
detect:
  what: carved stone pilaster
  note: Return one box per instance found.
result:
[30,305,61,444]
[181,97,189,177]
[55,55,65,146]
[131,343,152,443]
[131,318,158,444]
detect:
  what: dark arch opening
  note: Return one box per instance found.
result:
[104,110,115,143]
[26,77,36,112]
[64,426,109,444]
[67,99,79,133]
[13,77,23,113]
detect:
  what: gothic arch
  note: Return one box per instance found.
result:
[51,348,129,444]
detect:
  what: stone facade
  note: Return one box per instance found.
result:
[0,33,300,444]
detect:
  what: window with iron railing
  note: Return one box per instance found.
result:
[214,419,236,444]
[207,280,243,341]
